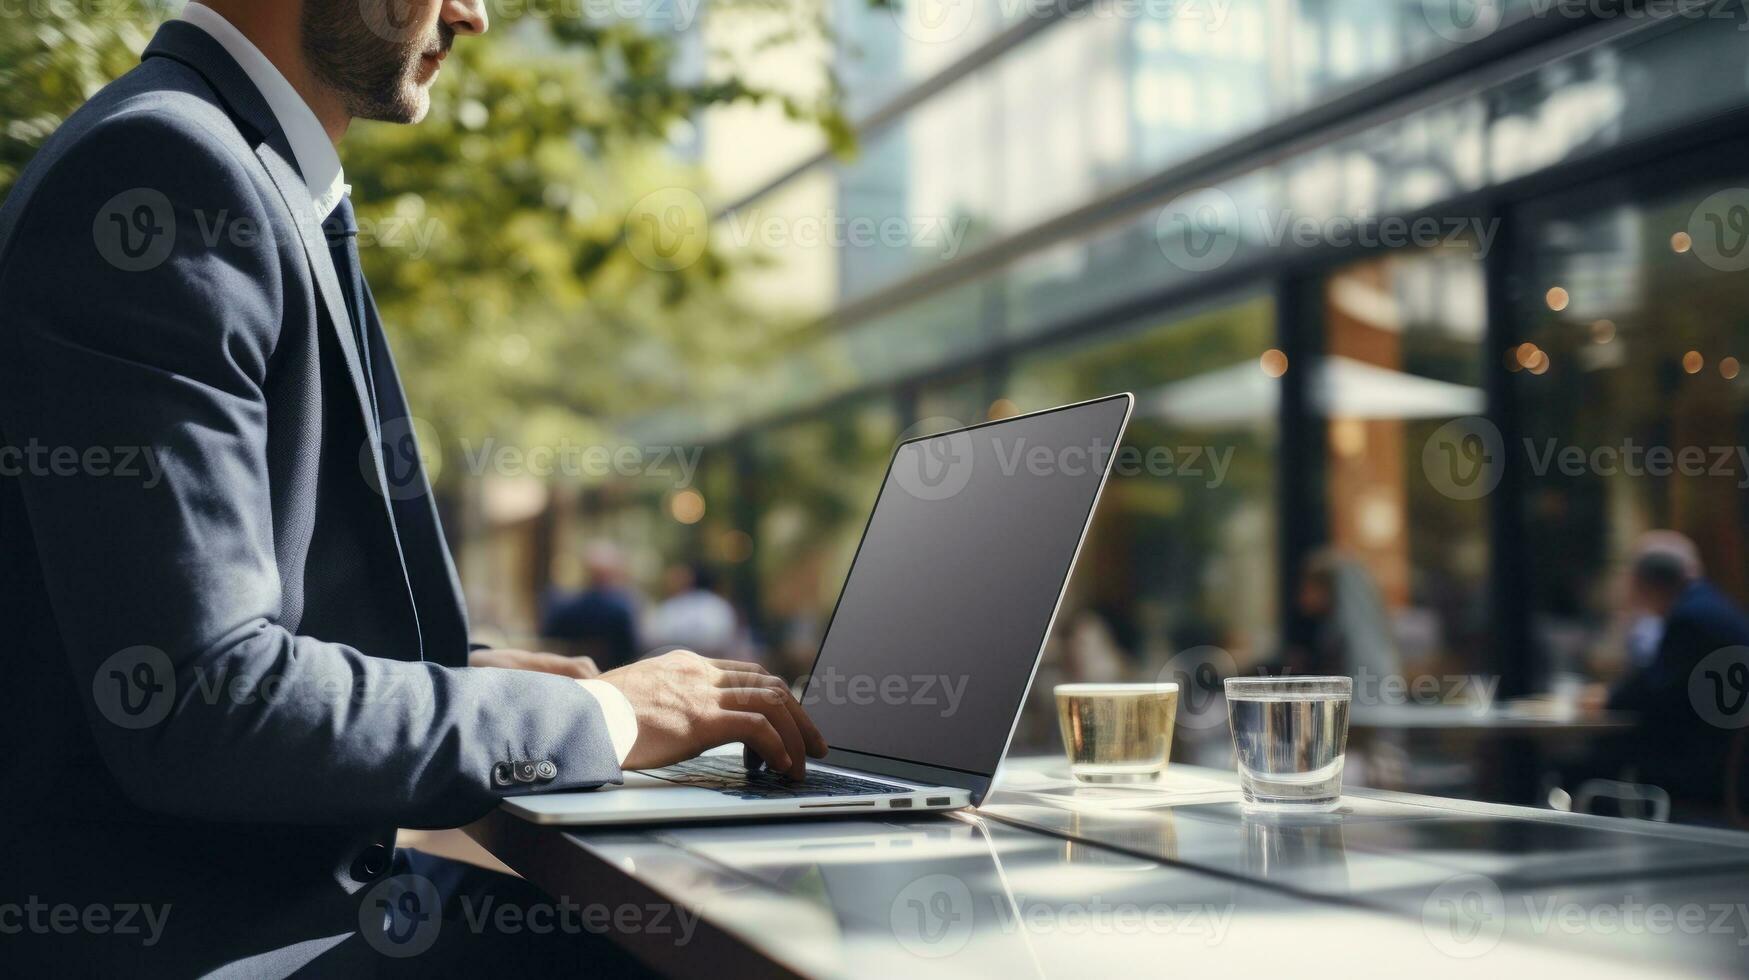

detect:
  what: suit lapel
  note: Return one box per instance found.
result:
[143,22,432,659]
[143,24,384,466]
[252,144,425,661]
[252,145,385,457]
[144,23,280,156]
[363,286,472,663]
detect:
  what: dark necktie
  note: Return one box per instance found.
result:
[322,198,472,658]
[321,195,379,420]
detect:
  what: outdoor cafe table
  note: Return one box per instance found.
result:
[468,755,1749,978]
[1346,702,1640,802]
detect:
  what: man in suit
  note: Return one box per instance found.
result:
[541,541,644,671]
[1602,535,1749,816]
[0,1,823,972]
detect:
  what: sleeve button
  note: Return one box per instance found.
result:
[514,760,538,783]
[492,761,515,787]
[535,760,557,781]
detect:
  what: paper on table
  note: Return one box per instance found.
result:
[990,765,1237,811]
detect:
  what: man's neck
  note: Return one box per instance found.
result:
[193,1,350,144]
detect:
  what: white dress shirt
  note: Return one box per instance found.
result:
[180,2,347,219]
[178,2,639,766]
[575,679,638,765]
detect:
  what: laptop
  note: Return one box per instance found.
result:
[504,393,1134,826]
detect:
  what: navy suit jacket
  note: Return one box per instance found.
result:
[542,587,641,671]
[1608,579,1749,802]
[0,21,620,964]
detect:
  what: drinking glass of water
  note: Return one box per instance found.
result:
[1224,676,1352,811]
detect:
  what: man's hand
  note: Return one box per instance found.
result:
[598,650,827,779]
[469,647,600,680]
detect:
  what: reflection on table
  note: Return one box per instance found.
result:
[471,757,1749,977]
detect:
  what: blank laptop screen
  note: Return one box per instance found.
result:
[801,394,1131,776]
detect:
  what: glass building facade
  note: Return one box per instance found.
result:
[531,2,1749,804]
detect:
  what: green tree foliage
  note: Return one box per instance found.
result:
[1,0,852,480]
[1,2,165,190]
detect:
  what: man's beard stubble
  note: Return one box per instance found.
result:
[300,0,453,124]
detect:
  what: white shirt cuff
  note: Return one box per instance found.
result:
[576,679,639,767]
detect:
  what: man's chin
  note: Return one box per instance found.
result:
[354,88,431,125]
[401,93,432,125]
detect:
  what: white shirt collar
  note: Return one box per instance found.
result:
[179,2,349,219]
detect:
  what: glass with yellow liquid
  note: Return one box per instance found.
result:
[1055,683,1179,783]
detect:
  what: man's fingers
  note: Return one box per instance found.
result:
[716,671,827,758]
[709,659,768,676]
[571,656,600,679]
[722,687,806,778]
[714,670,779,689]
[786,696,826,759]
[722,710,791,773]
[722,687,807,777]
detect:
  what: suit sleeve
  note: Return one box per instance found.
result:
[0,108,622,829]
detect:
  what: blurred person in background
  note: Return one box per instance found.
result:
[541,541,643,671]
[1283,548,1400,680]
[1281,549,1413,790]
[1570,531,1749,817]
[1613,531,1704,676]
[645,562,741,659]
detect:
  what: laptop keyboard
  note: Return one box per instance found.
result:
[642,757,905,800]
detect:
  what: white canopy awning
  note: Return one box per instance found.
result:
[1143,355,1485,427]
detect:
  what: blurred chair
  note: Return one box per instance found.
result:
[1548,736,1748,826]
[1574,778,1671,822]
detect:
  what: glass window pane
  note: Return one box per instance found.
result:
[1315,245,1491,690]
[749,398,904,676]
[1519,176,1749,674]
[1515,172,1749,815]
[1001,293,1278,757]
